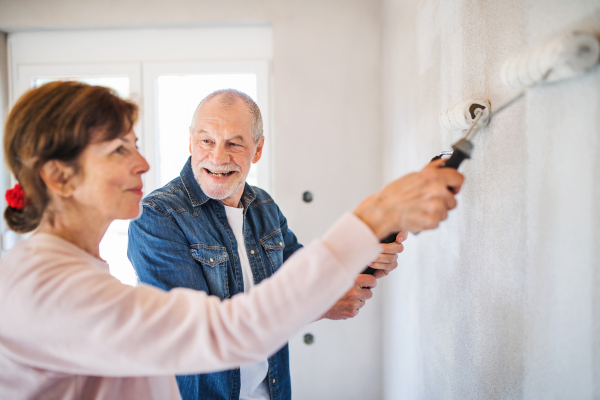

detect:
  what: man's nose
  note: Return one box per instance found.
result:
[209,144,230,165]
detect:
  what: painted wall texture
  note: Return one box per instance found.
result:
[381,1,600,399]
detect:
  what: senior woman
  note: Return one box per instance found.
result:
[0,81,463,399]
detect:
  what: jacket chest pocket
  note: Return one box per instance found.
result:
[190,245,230,299]
[260,230,285,275]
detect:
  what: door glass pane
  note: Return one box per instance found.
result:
[156,74,258,186]
[31,76,138,286]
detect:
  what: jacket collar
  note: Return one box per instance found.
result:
[180,156,257,208]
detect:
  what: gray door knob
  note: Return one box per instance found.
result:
[302,191,313,203]
[304,333,314,345]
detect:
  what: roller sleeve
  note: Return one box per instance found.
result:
[439,99,491,131]
[501,31,600,90]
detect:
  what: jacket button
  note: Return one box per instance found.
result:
[279,242,283,246]
[272,379,276,384]
[250,250,255,255]
[209,258,214,262]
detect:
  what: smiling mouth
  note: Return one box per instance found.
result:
[204,168,236,177]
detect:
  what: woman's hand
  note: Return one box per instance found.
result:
[353,160,464,239]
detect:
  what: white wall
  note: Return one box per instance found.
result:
[0,1,384,399]
[381,1,600,399]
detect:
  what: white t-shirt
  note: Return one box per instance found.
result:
[224,205,271,400]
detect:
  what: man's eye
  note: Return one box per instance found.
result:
[114,146,126,154]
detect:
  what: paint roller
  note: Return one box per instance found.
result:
[362,101,494,274]
[362,30,600,276]
[501,31,600,90]
[436,30,599,170]
[361,100,490,275]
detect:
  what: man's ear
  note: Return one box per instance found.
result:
[252,136,265,164]
[189,127,193,155]
[39,160,78,198]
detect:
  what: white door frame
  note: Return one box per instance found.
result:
[8,26,273,105]
[14,63,142,104]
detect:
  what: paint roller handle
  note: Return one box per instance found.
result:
[441,138,473,194]
[362,146,468,275]
[430,151,453,162]
[440,148,470,195]
[361,232,399,275]
[361,150,466,256]
[441,148,469,170]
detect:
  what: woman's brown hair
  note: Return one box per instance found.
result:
[4,81,138,233]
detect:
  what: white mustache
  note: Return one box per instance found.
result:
[197,161,241,173]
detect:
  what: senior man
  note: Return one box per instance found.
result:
[128,89,405,400]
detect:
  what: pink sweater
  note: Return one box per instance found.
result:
[0,213,380,399]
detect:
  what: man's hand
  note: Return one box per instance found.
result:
[319,274,377,320]
[368,231,408,278]
[353,160,464,239]
[321,232,407,320]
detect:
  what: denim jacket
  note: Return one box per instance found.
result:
[127,157,302,400]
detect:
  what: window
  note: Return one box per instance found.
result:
[7,27,273,284]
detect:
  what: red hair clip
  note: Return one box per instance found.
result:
[6,183,25,210]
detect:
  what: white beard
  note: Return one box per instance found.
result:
[193,160,245,200]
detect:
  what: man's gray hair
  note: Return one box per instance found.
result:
[190,89,263,143]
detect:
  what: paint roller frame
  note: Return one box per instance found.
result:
[439,98,491,131]
[365,29,600,276]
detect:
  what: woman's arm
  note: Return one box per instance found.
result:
[0,161,463,376]
[0,213,380,376]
